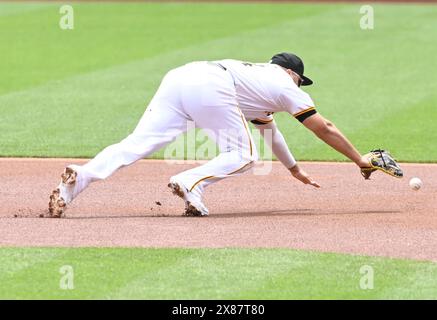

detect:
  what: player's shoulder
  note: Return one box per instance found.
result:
[278,80,315,110]
[281,78,312,98]
[296,86,312,100]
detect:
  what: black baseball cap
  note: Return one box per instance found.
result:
[270,52,313,86]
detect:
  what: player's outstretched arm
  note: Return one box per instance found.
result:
[302,113,369,168]
[256,121,320,188]
[255,121,296,169]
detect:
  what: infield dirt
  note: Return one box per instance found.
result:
[1,158,436,262]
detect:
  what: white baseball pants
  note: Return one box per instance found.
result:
[75,62,258,199]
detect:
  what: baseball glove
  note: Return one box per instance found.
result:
[360,149,403,180]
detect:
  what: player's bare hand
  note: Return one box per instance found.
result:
[289,164,320,188]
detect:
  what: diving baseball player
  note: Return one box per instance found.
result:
[48,52,403,217]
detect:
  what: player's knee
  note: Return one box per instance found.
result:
[250,153,259,164]
[242,152,258,167]
[233,155,255,175]
[250,147,259,162]
[116,134,148,157]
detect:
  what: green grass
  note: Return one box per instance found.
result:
[0,247,436,299]
[1,2,437,161]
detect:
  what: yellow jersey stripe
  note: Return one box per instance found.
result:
[293,107,316,118]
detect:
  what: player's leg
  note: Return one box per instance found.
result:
[48,70,189,217]
[169,63,258,216]
[82,106,186,182]
[173,106,257,188]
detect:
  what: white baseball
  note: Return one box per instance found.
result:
[409,177,422,191]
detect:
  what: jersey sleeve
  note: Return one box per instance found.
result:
[278,85,317,122]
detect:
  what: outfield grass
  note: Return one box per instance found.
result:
[0,247,436,299]
[1,2,436,161]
